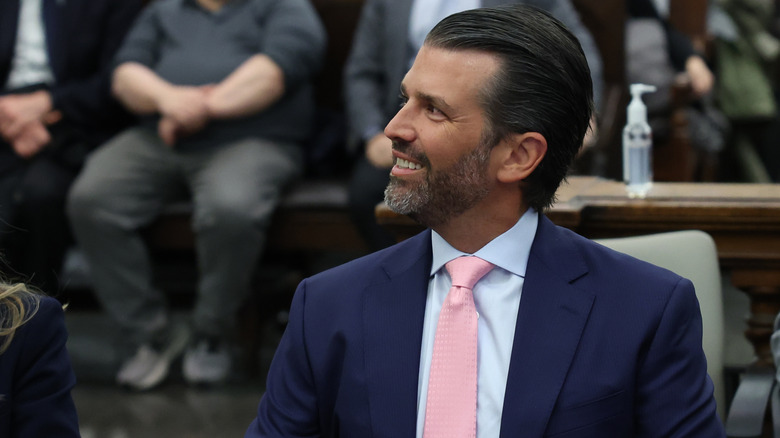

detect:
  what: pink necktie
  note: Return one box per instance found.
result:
[424,256,495,438]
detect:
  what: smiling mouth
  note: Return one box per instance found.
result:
[396,157,423,170]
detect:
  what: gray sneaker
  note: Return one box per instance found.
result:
[182,337,232,385]
[116,323,190,391]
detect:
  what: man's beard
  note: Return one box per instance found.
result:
[384,140,492,228]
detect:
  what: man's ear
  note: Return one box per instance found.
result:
[496,132,547,183]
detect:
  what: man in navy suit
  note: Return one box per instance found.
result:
[246,5,725,437]
[0,0,142,292]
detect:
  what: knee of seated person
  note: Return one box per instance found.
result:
[193,201,272,235]
[65,182,103,223]
[15,183,63,211]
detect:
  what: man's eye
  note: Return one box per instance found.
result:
[398,95,408,107]
[427,105,446,118]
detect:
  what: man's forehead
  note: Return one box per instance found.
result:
[402,46,499,98]
[417,45,499,66]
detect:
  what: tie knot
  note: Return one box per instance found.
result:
[445,256,494,290]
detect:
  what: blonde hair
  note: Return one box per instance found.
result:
[0,281,40,355]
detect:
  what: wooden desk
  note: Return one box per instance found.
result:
[376,176,780,365]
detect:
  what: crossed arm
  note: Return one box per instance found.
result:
[112,54,285,146]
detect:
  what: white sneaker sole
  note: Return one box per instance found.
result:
[182,350,232,385]
[119,324,191,391]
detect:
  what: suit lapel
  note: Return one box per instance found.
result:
[364,230,432,438]
[500,216,595,437]
[42,0,67,81]
[0,0,21,85]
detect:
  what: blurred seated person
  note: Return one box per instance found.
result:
[628,0,714,97]
[626,0,721,152]
[0,0,142,292]
[344,0,604,251]
[714,0,780,181]
[0,278,80,437]
[67,0,326,391]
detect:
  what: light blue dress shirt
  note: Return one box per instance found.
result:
[416,208,539,438]
[5,0,54,90]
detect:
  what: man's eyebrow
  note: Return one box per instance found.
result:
[418,91,454,114]
[399,83,455,114]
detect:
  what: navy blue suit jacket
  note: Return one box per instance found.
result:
[0,295,80,438]
[247,214,725,437]
[0,0,142,143]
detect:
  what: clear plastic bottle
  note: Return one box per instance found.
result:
[622,83,656,198]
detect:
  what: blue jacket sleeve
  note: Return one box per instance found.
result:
[634,277,725,437]
[246,279,321,437]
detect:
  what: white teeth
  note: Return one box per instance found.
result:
[396,158,422,170]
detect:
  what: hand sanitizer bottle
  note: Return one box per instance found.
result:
[622,83,656,198]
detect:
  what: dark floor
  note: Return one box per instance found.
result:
[74,382,263,438]
[61,249,362,438]
[66,308,281,438]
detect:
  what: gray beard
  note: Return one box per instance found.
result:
[384,144,491,228]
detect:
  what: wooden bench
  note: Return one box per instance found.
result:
[145,179,368,255]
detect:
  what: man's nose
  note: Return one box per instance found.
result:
[384,103,415,143]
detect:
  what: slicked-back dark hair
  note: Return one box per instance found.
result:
[425,5,594,211]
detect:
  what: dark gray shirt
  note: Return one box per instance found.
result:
[115,0,326,148]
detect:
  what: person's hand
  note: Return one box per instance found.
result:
[365,132,394,168]
[11,121,51,158]
[0,90,53,141]
[6,108,60,158]
[685,55,714,97]
[157,86,210,137]
[157,116,180,147]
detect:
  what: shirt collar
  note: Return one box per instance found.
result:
[430,208,538,278]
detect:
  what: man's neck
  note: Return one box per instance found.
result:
[433,198,528,254]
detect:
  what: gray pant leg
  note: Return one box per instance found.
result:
[67,128,185,345]
[181,138,302,338]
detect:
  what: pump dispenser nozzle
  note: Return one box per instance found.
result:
[627,83,657,125]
